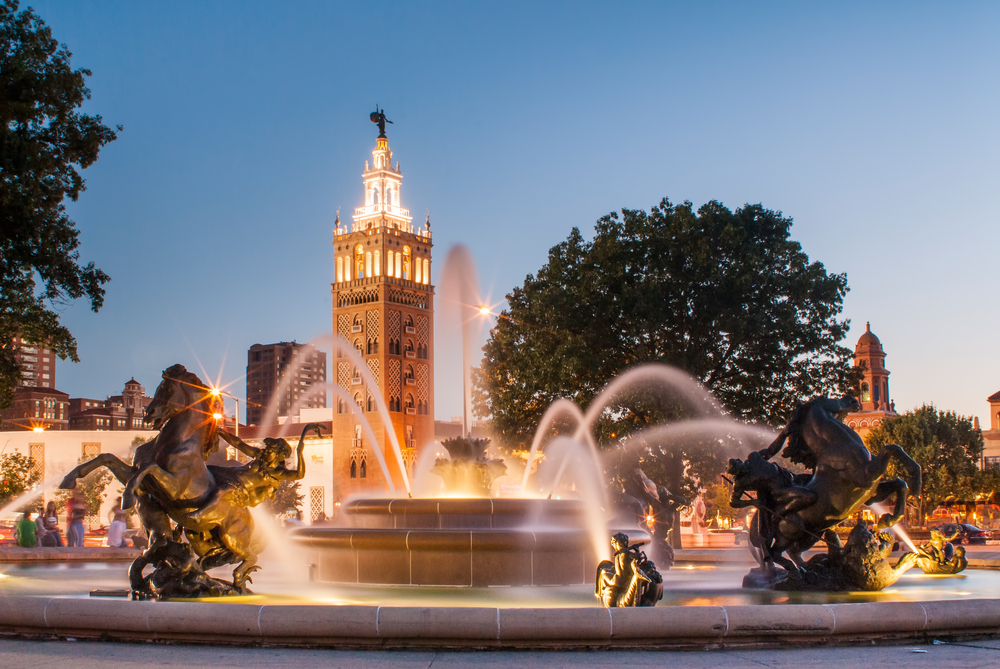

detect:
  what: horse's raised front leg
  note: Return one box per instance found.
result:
[865,478,909,529]
[865,444,921,499]
[123,464,182,509]
[60,454,136,489]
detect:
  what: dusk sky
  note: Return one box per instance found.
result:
[32,1,1000,426]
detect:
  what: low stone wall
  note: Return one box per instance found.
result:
[1,596,999,649]
[0,547,140,563]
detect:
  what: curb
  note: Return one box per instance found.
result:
[1,596,999,649]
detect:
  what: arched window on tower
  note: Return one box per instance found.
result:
[402,246,411,280]
[350,460,357,478]
[395,250,401,277]
[873,383,880,404]
[387,250,395,277]
[354,392,364,410]
[374,251,381,276]
[423,259,429,285]
[354,339,363,356]
[405,339,414,357]
[405,394,415,414]
[861,382,871,403]
[365,252,372,278]
[360,458,366,478]
[336,257,343,283]
[337,396,345,414]
[344,256,351,281]
[367,337,379,355]
[415,256,422,283]
[355,245,365,279]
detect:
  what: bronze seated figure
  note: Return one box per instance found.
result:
[595,532,663,607]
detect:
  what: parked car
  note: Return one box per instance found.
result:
[932,523,990,545]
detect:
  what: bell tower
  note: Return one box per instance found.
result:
[330,110,434,497]
[845,322,897,440]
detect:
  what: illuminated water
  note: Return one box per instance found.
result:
[0,561,990,607]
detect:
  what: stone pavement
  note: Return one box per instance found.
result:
[3,638,1000,668]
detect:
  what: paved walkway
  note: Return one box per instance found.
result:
[3,638,1000,668]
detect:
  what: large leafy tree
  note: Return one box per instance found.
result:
[866,405,995,522]
[0,0,118,408]
[474,198,858,452]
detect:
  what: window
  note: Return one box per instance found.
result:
[423,258,429,285]
[336,257,343,283]
[415,256,422,283]
[344,255,351,281]
[387,250,395,277]
[354,392,363,409]
[355,244,365,279]
[309,487,324,522]
[402,246,411,280]
[350,460,357,478]
[366,251,372,278]
[395,250,401,277]
[374,250,381,276]
[861,382,870,403]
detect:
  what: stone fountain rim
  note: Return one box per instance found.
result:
[1,594,998,649]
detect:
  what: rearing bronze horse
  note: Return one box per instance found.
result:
[729,395,920,575]
[60,364,311,595]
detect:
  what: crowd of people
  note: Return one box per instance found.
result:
[11,493,137,549]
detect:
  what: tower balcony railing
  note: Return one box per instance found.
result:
[334,275,434,290]
[405,407,416,415]
[404,377,415,386]
[336,219,431,241]
[354,203,411,218]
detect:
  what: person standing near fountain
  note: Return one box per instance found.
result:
[66,489,87,547]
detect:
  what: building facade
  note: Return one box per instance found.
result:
[245,342,327,426]
[845,322,897,440]
[0,387,70,431]
[330,127,434,496]
[67,378,152,431]
[10,336,57,389]
[981,391,1000,468]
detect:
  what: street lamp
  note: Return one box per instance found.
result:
[210,388,240,438]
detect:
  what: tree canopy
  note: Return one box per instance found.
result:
[866,405,996,519]
[0,0,118,407]
[474,198,858,451]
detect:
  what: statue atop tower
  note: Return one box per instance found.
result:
[370,107,392,138]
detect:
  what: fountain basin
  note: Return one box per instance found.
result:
[292,497,647,587]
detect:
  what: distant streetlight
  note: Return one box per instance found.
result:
[210,388,240,437]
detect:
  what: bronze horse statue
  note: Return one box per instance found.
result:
[729,395,920,577]
[60,364,314,596]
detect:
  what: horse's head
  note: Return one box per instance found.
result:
[145,364,223,431]
[813,394,860,417]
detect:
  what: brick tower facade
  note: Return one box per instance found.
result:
[845,322,897,440]
[330,120,434,496]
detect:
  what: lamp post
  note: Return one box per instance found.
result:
[210,388,240,438]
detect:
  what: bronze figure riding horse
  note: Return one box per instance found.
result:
[60,364,311,595]
[729,395,920,576]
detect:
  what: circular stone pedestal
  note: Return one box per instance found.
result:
[292,498,648,587]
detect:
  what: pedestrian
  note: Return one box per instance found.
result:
[106,496,128,548]
[14,510,37,547]
[66,489,87,547]
[38,501,63,547]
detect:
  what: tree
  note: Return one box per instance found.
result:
[265,480,303,517]
[474,198,858,451]
[0,451,39,507]
[0,1,118,408]
[866,405,993,523]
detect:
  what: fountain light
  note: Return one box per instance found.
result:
[478,305,491,316]
[212,413,223,421]
[32,426,44,432]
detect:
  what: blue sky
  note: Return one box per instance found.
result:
[31,1,1000,425]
